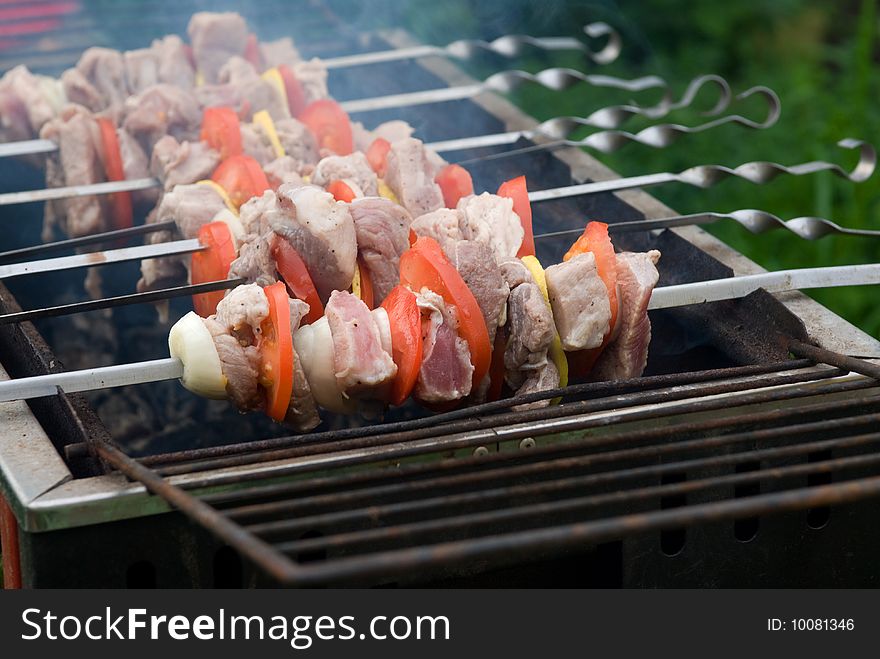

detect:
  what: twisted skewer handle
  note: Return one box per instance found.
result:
[325,23,622,69]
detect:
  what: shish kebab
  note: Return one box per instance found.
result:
[0,12,623,151]
[0,125,872,324]
[1,235,878,433]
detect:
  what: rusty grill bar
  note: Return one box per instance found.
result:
[86,351,880,587]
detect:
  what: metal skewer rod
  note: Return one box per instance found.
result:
[4,202,876,324]
[2,263,878,403]
[0,221,176,263]
[2,131,866,213]
[0,138,874,280]
[0,238,203,279]
[322,23,622,69]
[0,62,685,161]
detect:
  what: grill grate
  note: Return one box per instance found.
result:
[95,351,880,587]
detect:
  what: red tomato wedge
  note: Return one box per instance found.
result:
[399,237,491,388]
[497,175,535,258]
[380,285,423,406]
[327,179,356,203]
[200,107,243,161]
[435,164,474,209]
[96,117,133,231]
[278,64,307,117]
[190,221,237,317]
[366,137,391,177]
[299,99,353,155]
[243,33,263,70]
[354,257,375,309]
[487,327,508,402]
[259,281,294,422]
[270,235,324,325]
[563,221,619,378]
[211,155,270,210]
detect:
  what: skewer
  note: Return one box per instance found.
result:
[451,86,779,164]
[1,205,875,325]
[0,141,873,279]
[3,127,862,215]
[322,23,622,69]
[0,221,175,263]
[0,63,691,161]
[2,263,878,403]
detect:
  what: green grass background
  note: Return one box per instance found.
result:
[350,0,880,337]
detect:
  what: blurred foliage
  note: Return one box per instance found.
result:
[349,0,880,337]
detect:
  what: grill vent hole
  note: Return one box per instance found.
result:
[213,545,244,588]
[660,473,687,556]
[733,461,760,542]
[806,450,832,529]
[126,560,157,588]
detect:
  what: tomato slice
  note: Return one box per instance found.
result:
[200,107,243,161]
[259,281,294,422]
[487,326,508,402]
[399,236,491,389]
[381,285,423,406]
[563,221,619,378]
[96,117,133,232]
[366,137,391,177]
[497,175,534,258]
[243,33,264,70]
[356,257,374,309]
[435,164,474,209]
[327,179,356,203]
[299,99,354,155]
[211,154,270,210]
[277,64,307,117]
[270,234,324,325]
[190,221,237,317]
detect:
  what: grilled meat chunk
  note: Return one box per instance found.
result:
[203,283,270,410]
[39,106,105,239]
[592,250,661,381]
[273,118,319,170]
[67,47,129,110]
[264,156,306,188]
[312,152,379,196]
[457,193,524,261]
[240,122,276,165]
[150,135,221,191]
[414,290,473,402]
[274,184,357,303]
[188,12,249,84]
[117,127,159,207]
[384,138,444,217]
[123,84,201,152]
[447,240,509,344]
[326,290,397,396]
[545,252,611,351]
[260,37,302,68]
[219,56,289,120]
[137,183,228,293]
[410,208,465,251]
[0,66,60,138]
[349,197,413,303]
[504,283,555,390]
[228,232,277,288]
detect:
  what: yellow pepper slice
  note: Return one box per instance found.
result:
[252,110,286,159]
[521,255,569,395]
[195,179,239,215]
